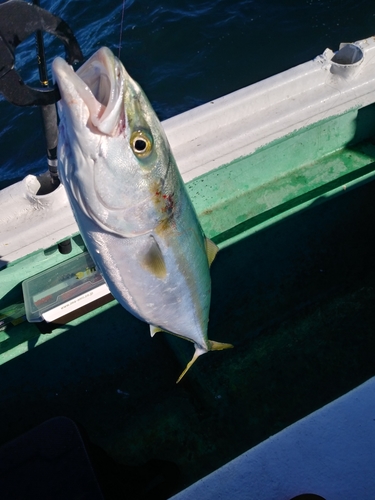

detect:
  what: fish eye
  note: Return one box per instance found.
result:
[130,130,153,158]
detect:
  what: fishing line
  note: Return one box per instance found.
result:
[118,0,126,59]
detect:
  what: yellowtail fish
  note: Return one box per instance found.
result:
[52,47,232,382]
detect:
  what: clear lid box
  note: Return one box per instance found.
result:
[22,252,110,323]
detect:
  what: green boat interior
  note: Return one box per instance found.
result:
[1,102,375,495]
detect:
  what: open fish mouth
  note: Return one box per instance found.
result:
[52,47,165,234]
[53,47,126,136]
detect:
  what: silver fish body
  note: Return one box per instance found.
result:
[52,47,232,381]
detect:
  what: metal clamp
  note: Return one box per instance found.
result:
[0,0,83,106]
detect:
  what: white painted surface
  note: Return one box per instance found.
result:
[2,37,375,266]
[0,173,77,266]
[171,377,375,500]
[164,37,375,181]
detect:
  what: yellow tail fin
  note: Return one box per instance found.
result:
[209,340,234,351]
[176,340,233,383]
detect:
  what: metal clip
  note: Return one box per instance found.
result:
[0,0,83,106]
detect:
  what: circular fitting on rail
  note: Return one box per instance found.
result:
[330,43,364,79]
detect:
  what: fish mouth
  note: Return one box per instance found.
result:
[53,47,126,136]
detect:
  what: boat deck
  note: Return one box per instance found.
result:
[2,39,375,496]
[1,175,375,495]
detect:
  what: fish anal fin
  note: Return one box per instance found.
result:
[205,238,219,267]
[142,237,167,279]
[150,324,164,337]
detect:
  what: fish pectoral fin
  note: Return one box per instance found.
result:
[150,324,164,337]
[205,238,219,267]
[176,340,233,383]
[141,237,167,279]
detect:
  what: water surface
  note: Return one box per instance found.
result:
[1,0,375,184]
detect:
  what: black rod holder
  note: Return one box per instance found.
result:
[33,0,59,188]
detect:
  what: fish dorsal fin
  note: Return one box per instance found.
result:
[150,325,164,337]
[205,238,219,267]
[142,236,167,279]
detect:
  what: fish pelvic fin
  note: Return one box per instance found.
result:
[176,339,234,384]
[205,238,219,267]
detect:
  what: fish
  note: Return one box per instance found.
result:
[52,47,233,382]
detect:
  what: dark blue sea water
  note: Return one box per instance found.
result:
[1,0,375,185]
